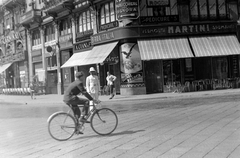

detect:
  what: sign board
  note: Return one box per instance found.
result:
[147,0,169,7]
[115,0,139,20]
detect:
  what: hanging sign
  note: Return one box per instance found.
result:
[115,0,140,20]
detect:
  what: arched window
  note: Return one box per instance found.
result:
[77,10,94,33]
[45,24,55,42]
[190,0,229,21]
[99,1,116,25]
[32,29,41,46]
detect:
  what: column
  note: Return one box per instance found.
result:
[71,15,76,44]
[54,21,62,95]
[40,26,47,93]
[27,29,33,84]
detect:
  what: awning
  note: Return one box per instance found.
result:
[0,63,12,73]
[61,50,91,68]
[137,37,194,60]
[82,41,118,65]
[189,35,240,57]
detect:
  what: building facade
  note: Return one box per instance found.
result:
[0,0,28,93]
[1,0,240,95]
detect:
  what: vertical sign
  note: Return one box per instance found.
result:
[115,0,140,20]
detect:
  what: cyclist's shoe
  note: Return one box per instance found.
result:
[79,117,90,123]
[75,130,83,135]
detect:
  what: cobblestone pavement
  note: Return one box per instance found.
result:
[0,89,240,158]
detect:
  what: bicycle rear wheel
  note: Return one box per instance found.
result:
[91,108,118,135]
[48,112,76,141]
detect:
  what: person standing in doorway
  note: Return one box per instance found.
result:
[86,67,101,101]
[106,71,117,99]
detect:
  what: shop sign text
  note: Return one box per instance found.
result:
[100,21,119,31]
[121,72,143,83]
[0,51,25,64]
[141,23,236,36]
[76,30,93,42]
[147,0,169,6]
[74,41,91,50]
[115,0,139,20]
[140,15,179,24]
[0,31,23,45]
[91,32,115,44]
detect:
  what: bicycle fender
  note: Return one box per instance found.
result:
[47,111,66,123]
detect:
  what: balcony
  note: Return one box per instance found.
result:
[2,0,25,11]
[20,9,42,26]
[43,0,74,15]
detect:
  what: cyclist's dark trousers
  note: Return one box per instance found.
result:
[65,97,89,119]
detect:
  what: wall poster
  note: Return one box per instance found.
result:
[120,43,143,83]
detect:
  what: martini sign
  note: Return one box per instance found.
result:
[116,0,139,20]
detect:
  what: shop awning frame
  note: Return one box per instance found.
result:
[81,41,118,66]
[0,63,12,74]
[189,35,240,57]
[61,50,91,68]
[137,37,194,60]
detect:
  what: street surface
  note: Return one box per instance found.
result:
[0,89,240,158]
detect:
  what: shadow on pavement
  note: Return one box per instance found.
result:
[72,130,145,140]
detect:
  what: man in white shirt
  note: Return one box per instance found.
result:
[106,71,117,99]
[86,67,100,101]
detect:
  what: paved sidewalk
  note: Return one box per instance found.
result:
[1,88,240,106]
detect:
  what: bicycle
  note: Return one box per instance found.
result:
[47,100,118,141]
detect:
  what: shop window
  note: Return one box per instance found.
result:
[0,23,3,35]
[32,29,41,46]
[143,0,178,16]
[59,19,71,36]
[5,17,12,30]
[47,55,57,68]
[190,0,229,21]
[45,24,55,42]
[99,1,116,25]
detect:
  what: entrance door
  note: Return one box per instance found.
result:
[144,60,163,94]
[47,71,57,94]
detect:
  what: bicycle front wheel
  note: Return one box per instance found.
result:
[48,112,76,141]
[91,108,118,135]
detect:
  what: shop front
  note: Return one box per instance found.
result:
[59,33,73,93]
[45,40,58,94]
[138,22,240,93]
[0,30,28,92]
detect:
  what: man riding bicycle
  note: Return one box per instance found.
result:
[63,71,93,124]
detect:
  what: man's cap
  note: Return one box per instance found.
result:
[89,67,96,72]
[75,71,84,78]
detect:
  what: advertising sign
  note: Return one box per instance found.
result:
[115,0,139,20]
[147,0,169,7]
[120,43,143,83]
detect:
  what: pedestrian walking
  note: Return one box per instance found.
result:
[86,67,100,101]
[106,71,117,99]
[29,83,36,99]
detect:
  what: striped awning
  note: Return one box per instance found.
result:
[82,41,118,65]
[61,50,91,68]
[0,63,12,73]
[137,37,194,60]
[189,35,240,57]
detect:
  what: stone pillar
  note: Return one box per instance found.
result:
[40,26,47,93]
[27,29,33,84]
[71,15,76,44]
[54,21,62,95]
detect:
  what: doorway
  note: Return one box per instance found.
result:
[144,60,163,94]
